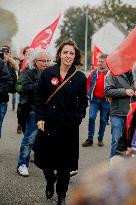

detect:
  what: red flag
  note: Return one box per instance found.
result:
[106,26,136,76]
[30,15,60,49]
[126,102,136,139]
[92,45,103,68]
[21,15,61,70]
[21,57,27,70]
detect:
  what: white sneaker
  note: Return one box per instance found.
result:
[17,164,29,177]
[70,170,78,177]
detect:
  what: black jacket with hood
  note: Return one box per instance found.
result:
[0,59,13,104]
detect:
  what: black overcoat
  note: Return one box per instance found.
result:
[34,64,88,170]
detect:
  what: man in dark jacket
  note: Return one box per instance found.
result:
[17,49,51,177]
[1,46,18,93]
[0,57,13,138]
[105,71,135,158]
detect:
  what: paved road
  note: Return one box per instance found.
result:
[0,96,111,205]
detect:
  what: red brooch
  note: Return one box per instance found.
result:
[51,77,59,85]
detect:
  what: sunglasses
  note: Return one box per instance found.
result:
[37,59,51,63]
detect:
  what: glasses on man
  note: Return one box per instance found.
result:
[37,59,51,63]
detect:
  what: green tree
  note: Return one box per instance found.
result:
[56,0,136,52]
[55,0,136,68]
[55,7,94,51]
[0,7,18,45]
[91,0,136,31]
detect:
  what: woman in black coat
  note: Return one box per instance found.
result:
[34,39,88,205]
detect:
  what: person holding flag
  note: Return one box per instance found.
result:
[102,25,136,160]
[105,70,135,159]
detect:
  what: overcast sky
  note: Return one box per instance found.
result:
[0,0,103,55]
[0,0,135,56]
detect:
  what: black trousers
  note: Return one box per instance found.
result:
[43,168,70,197]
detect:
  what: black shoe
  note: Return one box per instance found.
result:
[12,104,15,111]
[98,140,104,147]
[82,139,93,147]
[57,197,66,205]
[46,185,54,199]
[106,121,110,125]
[17,125,22,134]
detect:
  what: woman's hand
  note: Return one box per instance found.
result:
[37,120,45,131]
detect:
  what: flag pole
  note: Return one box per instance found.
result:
[84,11,88,72]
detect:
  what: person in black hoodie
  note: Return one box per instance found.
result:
[0,55,13,138]
[1,46,18,93]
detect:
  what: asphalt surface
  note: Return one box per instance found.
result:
[0,96,111,205]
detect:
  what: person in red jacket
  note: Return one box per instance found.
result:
[82,54,110,147]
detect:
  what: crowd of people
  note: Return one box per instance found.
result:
[1,38,136,205]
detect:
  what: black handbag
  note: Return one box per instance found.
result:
[17,95,30,118]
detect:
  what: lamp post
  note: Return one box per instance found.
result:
[84,11,88,72]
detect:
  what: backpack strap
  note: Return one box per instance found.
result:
[46,68,78,104]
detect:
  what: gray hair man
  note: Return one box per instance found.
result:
[17,49,51,177]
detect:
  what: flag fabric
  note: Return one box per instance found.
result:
[87,45,103,91]
[92,45,103,68]
[21,57,27,70]
[106,26,136,76]
[30,15,60,49]
[126,102,136,139]
[21,15,61,70]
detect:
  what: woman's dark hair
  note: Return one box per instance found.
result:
[55,39,82,66]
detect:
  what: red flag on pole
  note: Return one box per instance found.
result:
[30,15,60,49]
[92,45,103,68]
[21,15,61,69]
[87,45,103,91]
[21,57,27,70]
[106,26,136,76]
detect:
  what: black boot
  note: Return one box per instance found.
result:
[57,196,66,205]
[46,174,57,199]
[46,183,54,199]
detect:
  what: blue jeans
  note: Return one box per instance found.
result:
[110,116,126,158]
[88,97,109,142]
[0,103,8,138]
[17,113,38,167]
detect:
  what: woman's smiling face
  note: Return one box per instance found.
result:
[59,45,75,67]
